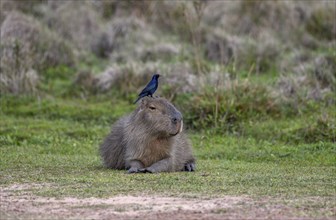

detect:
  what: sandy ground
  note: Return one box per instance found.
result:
[0,184,334,220]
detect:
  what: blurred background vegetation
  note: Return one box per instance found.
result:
[0,0,335,142]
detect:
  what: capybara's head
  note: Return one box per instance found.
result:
[137,97,183,137]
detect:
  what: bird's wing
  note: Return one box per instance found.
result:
[139,80,156,95]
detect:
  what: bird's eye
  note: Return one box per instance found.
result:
[149,106,156,110]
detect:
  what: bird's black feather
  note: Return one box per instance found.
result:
[134,74,160,104]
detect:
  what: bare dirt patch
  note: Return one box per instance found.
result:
[1,184,334,220]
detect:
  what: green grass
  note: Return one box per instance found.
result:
[1,3,335,219]
[1,95,335,200]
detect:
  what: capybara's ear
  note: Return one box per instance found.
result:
[140,97,148,110]
[141,97,148,105]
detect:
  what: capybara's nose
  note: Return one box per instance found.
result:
[172,117,178,124]
[172,113,182,124]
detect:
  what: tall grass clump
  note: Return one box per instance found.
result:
[0,11,74,95]
[306,6,336,41]
[43,2,108,57]
[292,112,336,143]
[0,40,39,94]
[175,79,282,133]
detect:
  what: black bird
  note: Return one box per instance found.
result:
[134,74,160,104]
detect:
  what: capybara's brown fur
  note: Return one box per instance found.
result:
[100,97,195,173]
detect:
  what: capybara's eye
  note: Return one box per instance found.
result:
[149,105,156,110]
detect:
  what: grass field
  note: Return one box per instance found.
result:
[1,61,335,218]
[1,1,335,218]
[1,95,335,201]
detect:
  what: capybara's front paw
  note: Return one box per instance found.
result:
[127,167,141,174]
[138,168,155,173]
[184,162,195,172]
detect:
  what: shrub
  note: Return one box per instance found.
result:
[0,0,44,24]
[92,62,202,101]
[306,6,336,41]
[175,79,281,132]
[44,2,108,57]
[92,63,155,99]
[291,112,336,143]
[0,11,74,94]
[204,30,280,74]
[275,53,336,109]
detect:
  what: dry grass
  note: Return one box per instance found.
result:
[1,0,334,106]
[42,2,105,56]
[0,11,74,94]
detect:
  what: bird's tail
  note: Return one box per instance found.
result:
[133,96,142,104]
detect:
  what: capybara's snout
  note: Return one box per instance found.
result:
[171,114,182,125]
[171,112,183,134]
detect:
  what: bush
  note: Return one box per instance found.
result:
[92,64,155,98]
[0,11,74,94]
[291,112,336,143]
[204,30,281,74]
[275,52,336,110]
[43,2,108,57]
[306,6,336,41]
[0,0,44,24]
[175,79,281,132]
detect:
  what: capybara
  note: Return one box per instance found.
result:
[100,97,195,173]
